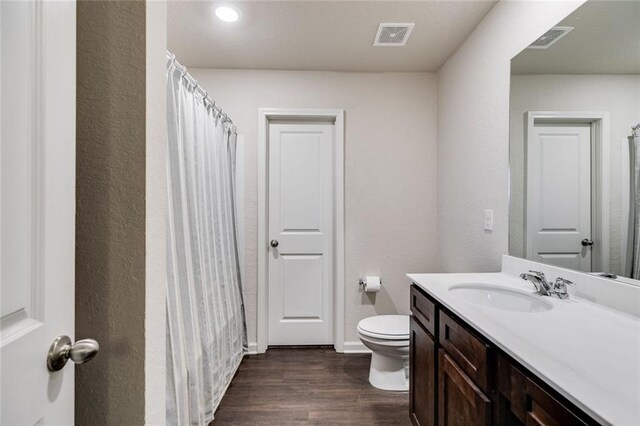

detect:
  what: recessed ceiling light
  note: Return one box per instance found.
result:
[215,5,239,23]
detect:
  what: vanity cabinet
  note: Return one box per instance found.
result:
[409,284,597,426]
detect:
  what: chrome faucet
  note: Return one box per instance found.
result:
[519,270,574,299]
[519,270,553,296]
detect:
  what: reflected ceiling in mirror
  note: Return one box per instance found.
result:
[508,0,640,282]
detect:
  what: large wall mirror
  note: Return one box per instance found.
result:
[509,0,640,282]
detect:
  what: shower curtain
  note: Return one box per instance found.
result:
[166,54,247,426]
[630,126,640,279]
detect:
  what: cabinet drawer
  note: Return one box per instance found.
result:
[438,311,492,393]
[510,365,590,426]
[410,284,436,336]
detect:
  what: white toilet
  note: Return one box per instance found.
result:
[357,314,410,391]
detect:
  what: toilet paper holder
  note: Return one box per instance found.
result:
[359,278,382,287]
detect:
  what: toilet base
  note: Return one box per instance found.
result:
[368,351,409,391]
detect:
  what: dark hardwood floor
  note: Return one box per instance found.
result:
[212,348,412,425]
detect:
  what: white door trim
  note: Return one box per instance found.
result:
[525,111,611,272]
[257,108,345,353]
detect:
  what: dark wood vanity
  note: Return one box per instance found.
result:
[409,283,600,426]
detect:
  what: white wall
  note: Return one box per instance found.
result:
[436,1,585,272]
[145,0,167,423]
[509,75,640,275]
[189,69,438,347]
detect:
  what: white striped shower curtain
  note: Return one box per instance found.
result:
[166,54,247,426]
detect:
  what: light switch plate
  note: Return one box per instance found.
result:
[484,209,494,231]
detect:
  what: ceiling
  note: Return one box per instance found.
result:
[168,0,497,72]
[511,0,640,75]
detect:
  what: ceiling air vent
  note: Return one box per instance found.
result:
[527,26,574,49]
[373,23,415,47]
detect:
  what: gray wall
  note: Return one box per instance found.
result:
[76,1,147,423]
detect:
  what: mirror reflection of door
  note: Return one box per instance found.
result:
[526,122,592,272]
[508,0,640,281]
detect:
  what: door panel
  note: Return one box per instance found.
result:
[527,124,592,272]
[1,1,76,424]
[280,254,324,319]
[268,123,333,345]
[279,133,322,231]
[1,0,41,338]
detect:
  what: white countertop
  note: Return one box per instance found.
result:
[407,271,640,426]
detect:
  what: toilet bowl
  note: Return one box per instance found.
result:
[357,315,410,391]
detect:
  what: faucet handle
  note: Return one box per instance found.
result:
[554,277,574,287]
[529,270,546,280]
[552,277,574,299]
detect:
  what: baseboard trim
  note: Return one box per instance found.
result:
[343,341,371,354]
[248,340,370,354]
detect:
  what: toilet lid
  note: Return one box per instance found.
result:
[357,315,409,340]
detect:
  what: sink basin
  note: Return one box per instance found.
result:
[449,284,553,313]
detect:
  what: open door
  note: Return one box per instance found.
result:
[1,1,96,424]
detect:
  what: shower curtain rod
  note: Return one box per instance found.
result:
[167,51,234,125]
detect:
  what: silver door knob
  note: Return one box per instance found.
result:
[581,238,594,247]
[270,239,279,248]
[47,335,99,372]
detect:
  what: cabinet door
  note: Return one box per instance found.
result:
[438,350,491,426]
[410,316,436,426]
[511,368,588,426]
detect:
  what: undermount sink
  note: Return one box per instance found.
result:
[449,284,553,313]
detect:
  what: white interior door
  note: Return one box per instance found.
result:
[1,1,77,424]
[526,123,592,271]
[268,122,334,345]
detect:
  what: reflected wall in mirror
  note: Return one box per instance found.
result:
[509,0,640,281]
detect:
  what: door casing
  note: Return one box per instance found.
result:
[257,108,345,354]
[524,111,611,273]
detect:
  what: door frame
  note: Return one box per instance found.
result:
[257,108,345,353]
[524,111,611,272]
